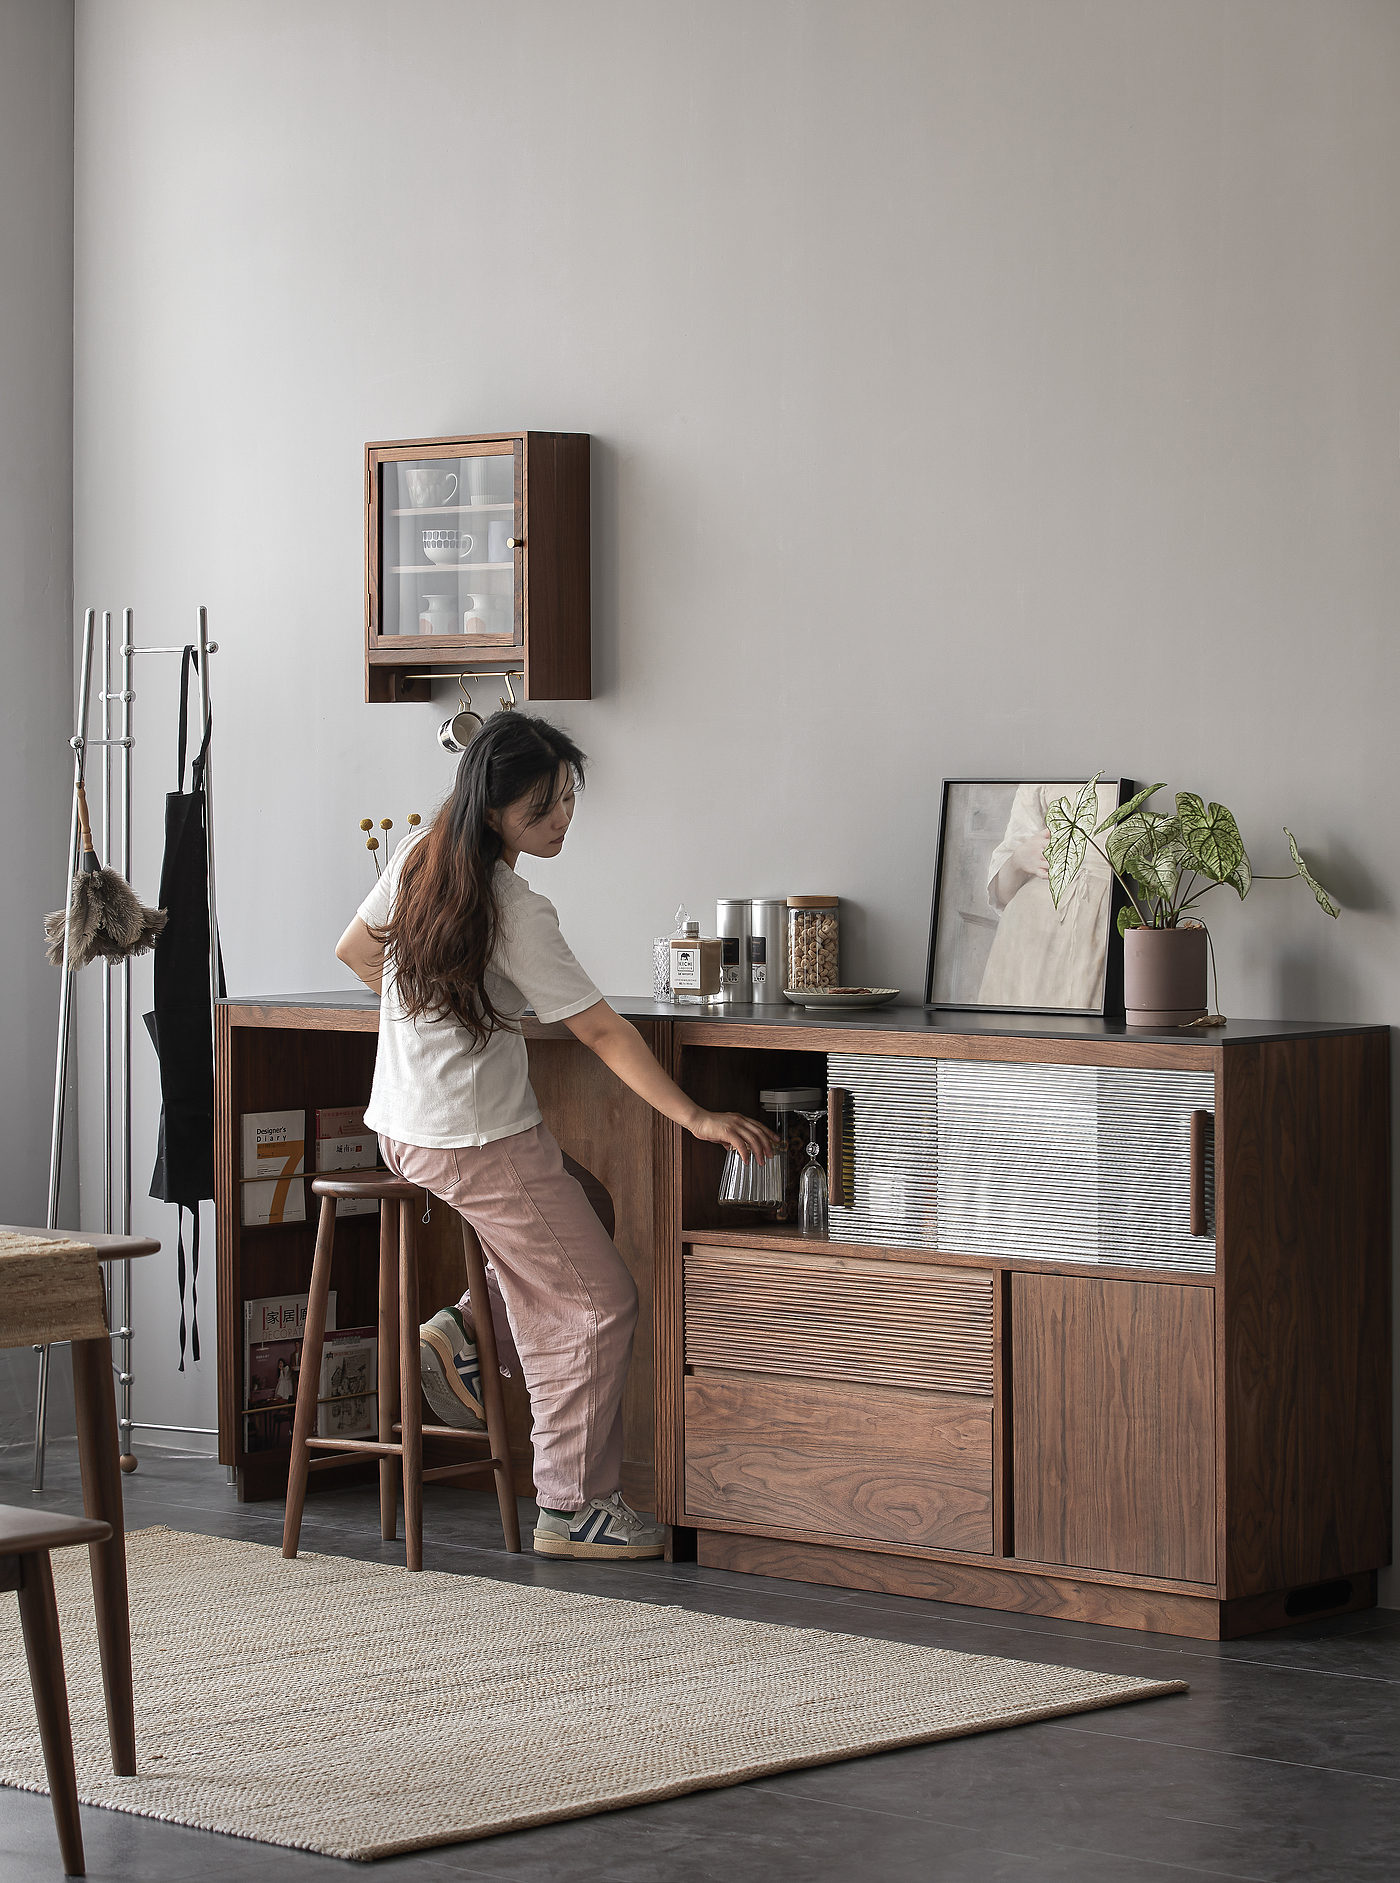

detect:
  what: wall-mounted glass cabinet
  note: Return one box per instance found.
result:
[364,431,590,702]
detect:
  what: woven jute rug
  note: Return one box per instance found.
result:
[0,1526,1187,1861]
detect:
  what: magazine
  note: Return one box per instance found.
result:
[241,1108,306,1226]
[243,1292,336,1407]
[317,1328,378,1440]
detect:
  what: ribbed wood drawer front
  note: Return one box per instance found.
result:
[683,1245,993,1397]
[684,1371,994,1553]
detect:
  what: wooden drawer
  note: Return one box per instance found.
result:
[682,1243,994,1553]
[684,1371,994,1553]
[683,1244,993,1395]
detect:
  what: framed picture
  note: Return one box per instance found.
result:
[924,777,1135,1017]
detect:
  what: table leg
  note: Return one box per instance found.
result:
[71,1335,136,1777]
[399,1200,423,1572]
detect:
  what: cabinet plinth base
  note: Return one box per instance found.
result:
[696,1533,1379,1641]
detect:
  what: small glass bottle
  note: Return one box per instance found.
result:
[670,921,723,1004]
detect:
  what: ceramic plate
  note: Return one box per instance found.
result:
[784,987,901,1011]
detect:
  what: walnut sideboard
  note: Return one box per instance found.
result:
[215,996,1392,1639]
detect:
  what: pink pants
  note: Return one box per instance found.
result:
[379,1124,637,1510]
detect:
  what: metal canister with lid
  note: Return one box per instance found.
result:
[747,897,788,1005]
[716,899,749,1004]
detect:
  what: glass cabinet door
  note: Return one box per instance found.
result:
[374,441,521,644]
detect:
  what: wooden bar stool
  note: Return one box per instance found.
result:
[282,1174,520,1570]
[2,1506,114,1876]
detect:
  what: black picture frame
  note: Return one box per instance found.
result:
[924,777,1135,1017]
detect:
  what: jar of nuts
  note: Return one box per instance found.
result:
[786,897,840,992]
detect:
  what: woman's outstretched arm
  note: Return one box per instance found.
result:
[564,999,778,1163]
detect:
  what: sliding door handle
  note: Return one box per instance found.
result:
[1189,1110,1211,1235]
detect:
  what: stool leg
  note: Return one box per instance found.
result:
[377,1201,400,1542]
[17,1551,85,1877]
[283,1195,337,1558]
[71,1333,135,1776]
[461,1223,521,1552]
[399,1200,423,1571]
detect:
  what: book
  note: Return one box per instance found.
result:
[243,1292,336,1408]
[317,1327,378,1439]
[315,1105,368,1141]
[241,1109,306,1226]
[316,1130,380,1217]
[244,1334,304,1451]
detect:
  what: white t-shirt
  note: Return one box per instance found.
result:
[356,834,602,1149]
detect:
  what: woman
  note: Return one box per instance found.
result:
[976,780,1116,1010]
[336,714,775,1561]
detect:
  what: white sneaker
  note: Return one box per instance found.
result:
[533,1492,666,1560]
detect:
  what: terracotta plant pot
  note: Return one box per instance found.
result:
[1123,925,1208,1027]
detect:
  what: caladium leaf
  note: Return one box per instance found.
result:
[1095,782,1166,835]
[1285,829,1340,917]
[1225,851,1252,900]
[1045,774,1101,909]
[1176,793,1246,885]
[1116,903,1145,938]
[1108,811,1184,903]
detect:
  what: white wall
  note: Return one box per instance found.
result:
[0,0,75,1447]
[73,0,1398,1591]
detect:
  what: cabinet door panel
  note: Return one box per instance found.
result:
[1012,1274,1216,1584]
[685,1370,993,1552]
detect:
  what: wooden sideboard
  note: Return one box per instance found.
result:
[215,996,1392,1639]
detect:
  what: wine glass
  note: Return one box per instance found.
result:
[796,1108,828,1237]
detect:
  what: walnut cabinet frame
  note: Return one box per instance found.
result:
[364,431,590,704]
[215,998,1391,1639]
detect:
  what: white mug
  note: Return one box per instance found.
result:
[403,466,458,509]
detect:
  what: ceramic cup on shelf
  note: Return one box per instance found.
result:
[419,593,458,634]
[422,528,473,566]
[403,466,458,509]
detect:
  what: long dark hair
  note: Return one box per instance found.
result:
[380,713,586,1047]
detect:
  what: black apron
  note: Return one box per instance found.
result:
[147,647,225,1369]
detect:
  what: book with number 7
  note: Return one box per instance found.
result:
[241,1109,307,1225]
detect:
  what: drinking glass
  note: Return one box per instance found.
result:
[796,1108,829,1237]
[718,1144,784,1206]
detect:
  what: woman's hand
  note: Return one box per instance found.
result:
[689,1110,782,1163]
[1010,828,1051,877]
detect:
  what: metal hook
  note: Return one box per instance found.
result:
[499,672,517,712]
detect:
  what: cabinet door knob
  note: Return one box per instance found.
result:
[507,537,522,550]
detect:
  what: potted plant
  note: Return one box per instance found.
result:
[1045,775,1339,1025]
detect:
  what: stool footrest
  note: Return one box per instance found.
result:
[393,1422,501,1444]
[307,1436,403,1459]
[421,1460,504,1483]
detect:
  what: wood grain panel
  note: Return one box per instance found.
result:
[698,1531,1228,1639]
[1012,1273,1216,1584]
[684,1371,993,1552]
[1220,1032,1392,1596]
[684,1245,993,1396]
[675,1022,1218,1072]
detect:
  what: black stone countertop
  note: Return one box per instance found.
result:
[219,990,1386,1048]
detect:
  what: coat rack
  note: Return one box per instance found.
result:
[34,606,222,1490]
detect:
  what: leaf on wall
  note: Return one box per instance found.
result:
[1285,829,1341,917]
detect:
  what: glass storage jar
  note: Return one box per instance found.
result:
[786,897,840,993]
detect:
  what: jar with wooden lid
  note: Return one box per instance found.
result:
[786,897,840,992]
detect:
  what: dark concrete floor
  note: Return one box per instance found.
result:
[1,1442,1396,1882]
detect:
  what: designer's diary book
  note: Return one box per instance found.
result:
[241,1109,306,1225]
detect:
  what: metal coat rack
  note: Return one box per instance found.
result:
[34,606,222,1490]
